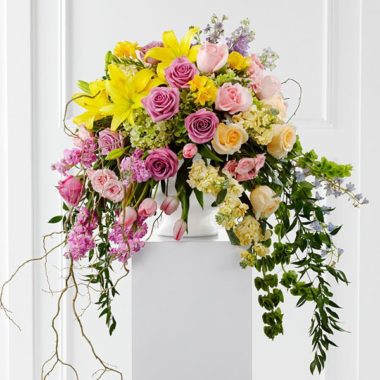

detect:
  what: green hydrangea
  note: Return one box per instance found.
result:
[124,110,174,150]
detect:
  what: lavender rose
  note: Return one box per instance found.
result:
[165,57,198,88]
[184,109,219,143]
[145,147,179,181]
[142,87,180,122]
[98,128,123,155]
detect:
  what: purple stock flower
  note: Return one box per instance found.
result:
[142,87,180,122]
[121,149,151,184]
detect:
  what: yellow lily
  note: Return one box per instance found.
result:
[144,27,200,79]
[101,64,164,130]
[73,80,110,129]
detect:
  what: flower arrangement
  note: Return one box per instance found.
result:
[0,15,368,378]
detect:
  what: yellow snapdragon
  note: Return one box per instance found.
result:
[189,75,217,105]
[228,51,250,71]
[114,41,139,58]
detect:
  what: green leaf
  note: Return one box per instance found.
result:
[194,188,204,209]
[106,147,126,160]
[48,215,63,223]
[198,144,223,163]
[212,188,227,207]
[226,229,240,245]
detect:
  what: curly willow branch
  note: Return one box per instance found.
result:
[282,78,303,123]
[0,231,64,330]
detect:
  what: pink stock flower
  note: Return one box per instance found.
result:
[173,219,187,241]
[247,54,264,92]
[142,87,180,122]
[138,198,157,218]
[118,207,137,227]
[98,128,123,155]
[256,75,282,100]
[224,154,266,182]
[103,179,124,203]
[197,42,229,73]
[182,143,198,159]
[66,207,98,261]
[215,82,253,114]
[160,196,179,215]
[145,147,179,181]
[184,109,219,144]
[120,149,151,184]
[57,176,83,206]
[165,57,198,88]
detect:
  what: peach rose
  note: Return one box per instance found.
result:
[215,83,253,114]
[250,185,281,219]
[197,42,229,73]
[211,123,248,155]
[267,124,297,159]
[263,94,288,121]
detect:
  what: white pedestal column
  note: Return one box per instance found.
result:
[132,239,252,380]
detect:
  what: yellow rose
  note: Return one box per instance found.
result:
[263,94,288,121]
[211,123,248,155]
[267,123,297,159]
[250,185,281,219]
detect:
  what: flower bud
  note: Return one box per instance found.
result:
[118,206,137,227]
[160,196,179,215]
[138,198,157,218]
[173,219,187,241]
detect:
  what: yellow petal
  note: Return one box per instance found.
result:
[179,27,200,56]
[156,61,171,80]
[145,47,175,62]
[162,30,180,54]
[108,64,128,89]
[188,44,200,62]
[146,77,165,92]
[110,108,131,131]
[73,112,95,129]
[133,68,154,93]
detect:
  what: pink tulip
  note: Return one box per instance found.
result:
[173,219,187,241]
[257,75,282,100]
[57,176,83,206]
[182,143,198,159]
[138,198,157,218]
[197,42,229,73]
[160,196,179,215]
[118,207,137,227]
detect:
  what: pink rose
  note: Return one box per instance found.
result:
[103,179,124,203]
[98,128,123,155]
[145,147,179,181]
[88,169,117,193]
[247,54,264,93]
[173,219,187,241]
[57,176,83,206]
[118,207,137,227]
[196,42,229,73]
[138,198,157,218]
[182,143,198,159]
[257,75,282,100]
[224,154,266,182]
[184,109,219,143]
[73,126,93,147]
[160,196,179,215]
[215,82,253,114]
[165,57,198,88]
[142,87,180,122]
